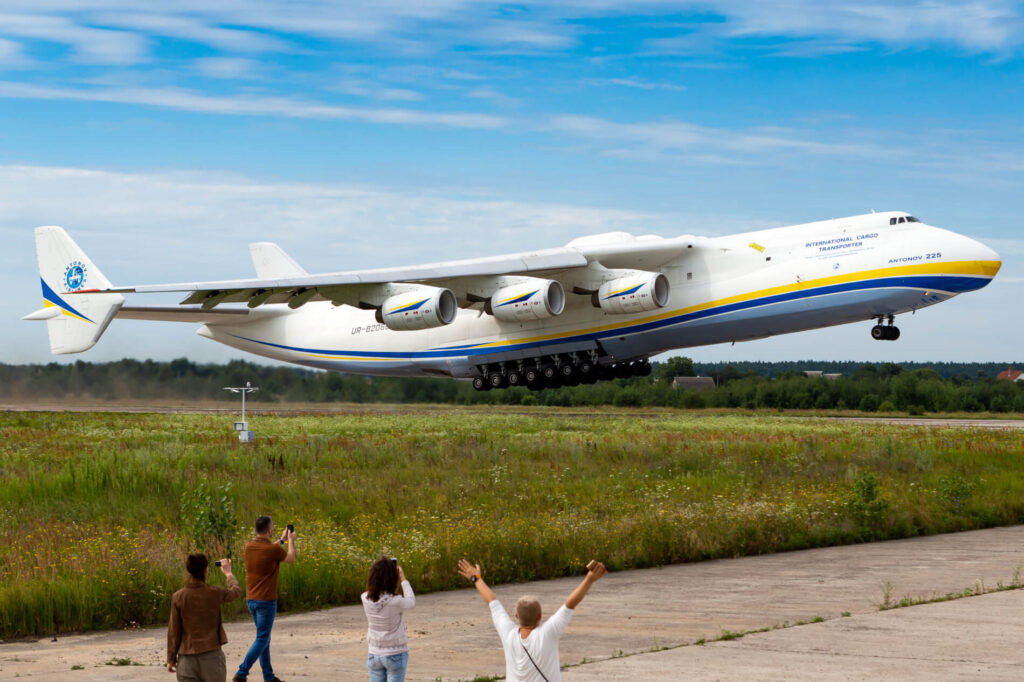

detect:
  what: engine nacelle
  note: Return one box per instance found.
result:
[490,279,565,322]
[377,287,457,331]
[595,272,669,315]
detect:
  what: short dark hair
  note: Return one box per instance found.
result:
[186,553,208,581]
[255,515,273,534]
[366,557,399,603]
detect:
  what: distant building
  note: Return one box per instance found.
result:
[672,376,716,391]
[996,366,1024,382]
[804,370,841,380]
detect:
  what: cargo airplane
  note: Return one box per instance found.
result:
[25,212,1001,391]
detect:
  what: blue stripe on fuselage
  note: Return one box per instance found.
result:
[228,274,989,360]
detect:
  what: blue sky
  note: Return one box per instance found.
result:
[1,1,1021,366]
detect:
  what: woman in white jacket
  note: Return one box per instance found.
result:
[361,557,416,682]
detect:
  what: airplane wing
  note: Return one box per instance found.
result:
[74,234,698,310]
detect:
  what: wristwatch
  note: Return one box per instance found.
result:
[471,575,479,583]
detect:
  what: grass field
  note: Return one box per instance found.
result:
[1,407,1022,639]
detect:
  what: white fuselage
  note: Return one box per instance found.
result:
[196,212,1001,378]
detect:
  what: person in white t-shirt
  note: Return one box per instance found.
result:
[457,558,607,682]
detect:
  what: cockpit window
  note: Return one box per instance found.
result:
[890,217,897,225]
[898,217,906,223]
[889,215,919,226]
[905,216,920,222]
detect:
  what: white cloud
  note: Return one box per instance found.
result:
[334,78,423,102]
[192,57,262,80]
[0,81,506,129]
[547,113,898,162]
[607,77,687,92]
[0,12,147,65]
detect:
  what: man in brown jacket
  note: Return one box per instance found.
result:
[167,554,241,681]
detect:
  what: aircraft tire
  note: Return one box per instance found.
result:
[871,325,886,340]
[472,376,489,391]
[524,367,541,384]
[489,372,508,389]
[889,326,900,341]
[542,365,558,381]
[507,369,523,386]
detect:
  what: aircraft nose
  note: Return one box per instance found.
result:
[954,234,1001,291]
[966,236,1001,273]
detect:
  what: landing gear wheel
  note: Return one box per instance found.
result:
[889,326,900,341]
[472,376,490,391]
[524,368,541,384]
[633,360,652,377]
[871,325,886,340]
[542,365,558,381]
[488,372,508,389]
[507,369,522,386]
[560,363,576,379]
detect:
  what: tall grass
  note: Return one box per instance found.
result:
[0,408,1022,638]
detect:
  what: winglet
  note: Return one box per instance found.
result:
[249,242,308,279]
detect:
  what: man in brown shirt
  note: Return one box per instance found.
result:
[233,515,296,682]
[167,554,241,681]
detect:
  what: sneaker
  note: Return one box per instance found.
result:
[231,677,246,682]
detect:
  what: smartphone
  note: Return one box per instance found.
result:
[287,524,294,533]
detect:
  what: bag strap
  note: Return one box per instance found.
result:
[520,638,550,682]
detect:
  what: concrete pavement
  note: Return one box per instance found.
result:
[2,526,1022,680]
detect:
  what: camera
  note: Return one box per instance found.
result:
[391,557,398,565]
[287,524,294,533]
[215,560,222,567]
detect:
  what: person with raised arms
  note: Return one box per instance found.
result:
[457,558,607,682]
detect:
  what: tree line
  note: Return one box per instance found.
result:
[1,357,1022,413]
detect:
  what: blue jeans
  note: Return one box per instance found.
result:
[236,599,277,682]
[367,652,408,682]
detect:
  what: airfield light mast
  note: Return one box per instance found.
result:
[224,381,259,443]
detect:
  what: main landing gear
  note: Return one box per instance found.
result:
[472,352,652,392]
[871,315,900,341]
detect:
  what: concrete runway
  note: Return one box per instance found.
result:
[2,526,1022,681]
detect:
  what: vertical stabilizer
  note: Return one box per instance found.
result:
[28,226,124,354]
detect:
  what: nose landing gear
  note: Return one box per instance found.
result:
[871,315,900,341]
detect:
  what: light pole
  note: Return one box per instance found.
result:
[224,381,259,442]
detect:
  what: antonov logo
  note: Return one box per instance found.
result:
[64,260,87,291]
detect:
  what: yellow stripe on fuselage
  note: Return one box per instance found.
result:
[283,259,999,362]
[459,259,1000,351]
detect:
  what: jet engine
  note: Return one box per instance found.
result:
[595,271,669,314]
[489,279,565,322]
[376,287,457,331]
